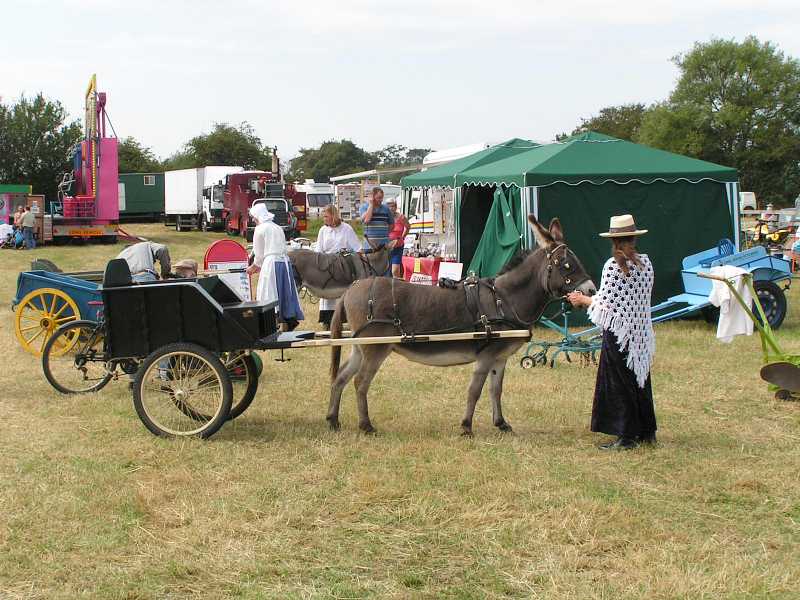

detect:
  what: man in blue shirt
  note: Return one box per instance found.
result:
[359,187,394,249]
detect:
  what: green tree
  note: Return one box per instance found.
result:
[374,144,408,167]
[405,148,431,164]
[570,103,648,141]
[288,140,376,182]
[639,37,800,205]
[0,94,81,202]
[118,136,162,173]
[163,122,271,171]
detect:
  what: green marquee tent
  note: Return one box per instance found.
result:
[402,132,741,306]
[401,138,539,189]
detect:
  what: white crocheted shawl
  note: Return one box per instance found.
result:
[587,255,655,388]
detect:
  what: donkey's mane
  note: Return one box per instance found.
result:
[497,249,534,275]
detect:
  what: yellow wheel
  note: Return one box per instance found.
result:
[14,288,80,356]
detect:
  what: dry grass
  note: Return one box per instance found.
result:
[1,223,799,599]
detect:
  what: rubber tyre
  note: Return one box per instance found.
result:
[42,320,113,394]
[520,356,535,369]
[133,343,232,439]
[225,353,260,420]
[753,280,787,330]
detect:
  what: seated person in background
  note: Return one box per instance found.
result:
[116,241,171,282]
[173,258,198,278]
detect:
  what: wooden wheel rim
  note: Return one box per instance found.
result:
[15,288,80,356]
[139,350,226,436]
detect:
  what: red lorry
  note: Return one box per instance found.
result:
[222,171,306,241]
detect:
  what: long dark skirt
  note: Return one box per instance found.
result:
[592,329,657,438]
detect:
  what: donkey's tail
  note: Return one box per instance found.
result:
[329,298,346,381]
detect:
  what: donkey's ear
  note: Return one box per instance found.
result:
[364,235,377,250]
[528,214,553,248]
[548,218,564,243]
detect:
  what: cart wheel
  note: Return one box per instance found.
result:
[753,280,787,329]
[42,320,112,394]
[520,356,535,369]
[133,343,232,439]
[15,288,80,356]
[222,352,260,420]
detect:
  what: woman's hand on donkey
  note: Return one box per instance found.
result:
[566,291,592,308]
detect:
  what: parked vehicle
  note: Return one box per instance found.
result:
[297,180,334,218]
[166,166,243,232]
[119,172,164,222]
[223,171,305,241]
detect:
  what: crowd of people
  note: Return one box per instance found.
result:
[1,205,37,249]
[115,186,404,334]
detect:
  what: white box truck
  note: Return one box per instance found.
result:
[165,166,243,231]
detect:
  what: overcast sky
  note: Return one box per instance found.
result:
[2,0,799,162]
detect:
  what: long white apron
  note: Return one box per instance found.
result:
[255,253,281,306]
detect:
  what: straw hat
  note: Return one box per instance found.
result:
[599,214,648,238]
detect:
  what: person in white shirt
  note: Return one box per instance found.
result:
[316,204,361,328]
[246,203,304,330]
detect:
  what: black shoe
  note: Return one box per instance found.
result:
[638,433,657,446]
[598,436,638,450]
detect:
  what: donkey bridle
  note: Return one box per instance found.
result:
[544,243,590,298]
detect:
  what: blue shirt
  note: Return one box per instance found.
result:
[359,202,394,248]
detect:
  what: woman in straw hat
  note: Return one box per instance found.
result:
[567,214,657,450]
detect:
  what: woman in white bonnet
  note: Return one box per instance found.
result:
[246,203,304,330]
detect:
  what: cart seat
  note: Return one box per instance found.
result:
[699,239,735,268]
[103,258,133,287]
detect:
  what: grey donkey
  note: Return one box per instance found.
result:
[328,215,597,436]
[289,238,398,300]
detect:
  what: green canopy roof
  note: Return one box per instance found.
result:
[401,138,539,188]
[454,132,738,187]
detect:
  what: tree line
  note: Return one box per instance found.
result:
[562,37,800,205]
[118,134,431,185]
[2,36,798,204]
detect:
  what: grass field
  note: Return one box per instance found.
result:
[1,223,799,599]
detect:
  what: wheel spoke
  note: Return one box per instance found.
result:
[25,328,45,345]
[53,301,70,318]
